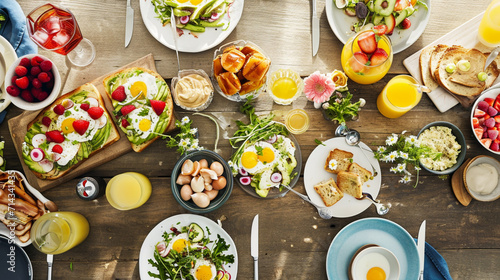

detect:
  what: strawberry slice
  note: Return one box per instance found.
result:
[373,25,388,36]
[121,105,136,116]
[494,100,500,112]
[494,115,500,123]
[481,138,493,148]
[150,100,166,116]
[350,51,369,73]
[472,117,480,128]
[370,48,389,66]
[80,103,90,111]
[72,120,90,135]
[485,97,495,106]
[474,108,486,118]
[111,86,126,102]
[52,144,63,154]
[474,127,484,139]
[42,116,52,127]
[401,18,411,29]
[491,142,500,151]
[496,93,500,102]
[54,104,65,115]
[394,0,410,11]
[121,118,130,128]
[46,130,65,143]
[357,31,377,54]
[87,107,104,120]
[385,14,396,35]
[488,129,499,140]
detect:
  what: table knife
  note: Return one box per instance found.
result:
[311,0,319,56]
[170,8,181,71]
[125,0,134,47]
[251,214,259,280]
[484,46,500,71]
[417,220,426,280]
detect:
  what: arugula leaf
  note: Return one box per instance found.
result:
[315,139,325,146]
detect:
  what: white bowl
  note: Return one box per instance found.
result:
[463,155,500,202]
[171,69,214,111]
[4,54,61,111]
[470,87,500,155]
[349,245,400,280]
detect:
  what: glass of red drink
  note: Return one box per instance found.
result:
[26,4,95,67]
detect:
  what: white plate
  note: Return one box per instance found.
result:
[0,35,17,112]
[304,137,381,218]
[325,0,432,54]
[138,214,238,279]
[139,0,244,53]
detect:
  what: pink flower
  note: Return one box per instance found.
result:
[303,71,336,104]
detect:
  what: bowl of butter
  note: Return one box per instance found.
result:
[463,155,500,202]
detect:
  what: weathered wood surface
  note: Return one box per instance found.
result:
[1,0,498,279]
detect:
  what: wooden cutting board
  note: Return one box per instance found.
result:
[8,54,176,191]
[403,12,500,112]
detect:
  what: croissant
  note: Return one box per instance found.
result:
[217,72,241,96]
[221,49,246,73]
[242,52,270,81]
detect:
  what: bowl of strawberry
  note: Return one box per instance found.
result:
[4,54,61,111]
[471,88,500,154]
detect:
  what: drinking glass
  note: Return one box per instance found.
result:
[26,3,95,67]
[106,172,152,210]
[478,0,500,48]
[377,75,422,118]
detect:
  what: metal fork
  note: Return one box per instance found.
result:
[276,184,333,219]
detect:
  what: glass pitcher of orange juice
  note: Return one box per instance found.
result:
[478,0,500,47]
[377,75,422,118]
[31,212,89,255]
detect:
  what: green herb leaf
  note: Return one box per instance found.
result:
[314,139,325,146]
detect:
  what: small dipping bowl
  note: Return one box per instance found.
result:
[349,245,400,280]
[267,69,304,105]
[171,69,214,111]
[285,109,310,134]
[463,155,500,202]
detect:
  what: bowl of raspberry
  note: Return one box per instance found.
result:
[4,54,61,111]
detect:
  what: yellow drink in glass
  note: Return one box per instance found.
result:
[267,69,304,105]
[272,77,297,99]
[31,212,89,254]
[106,172,152,210]
[377,75,422,118]
[341,30,393,85]
[285,109,310,134]
[478,0,500,47]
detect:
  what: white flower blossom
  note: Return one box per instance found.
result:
[399,174,412,183]
[399,151,408,159]
[415,166,421,171]
[328,159,338,170]
[384,151,398,162]
[396,163,406,172]
[377,146,386,153]
[390,167,397,173]
[386,134,398,145]
[179,138,190,148]
[181,116,190,125]
[190,128,198,135]
[406,135,418,146]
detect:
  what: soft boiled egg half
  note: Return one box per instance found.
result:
[123,73,158,102]
[239,141,280,174]
[351,246,400,280]
[190,258,216,280]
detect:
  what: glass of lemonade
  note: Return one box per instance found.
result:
[106,172,152,210]
[377,75,423,118]
[267,69,304,105]
[31,212,89,255]
[285,109,310,134]
[478,0,500,47]
[341,30,393,85]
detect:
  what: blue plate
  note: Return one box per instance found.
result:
[326,218,419,280]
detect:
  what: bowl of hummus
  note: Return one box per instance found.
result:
[417,121,466,175]
[463,155,500,202]
[171,69,213,111]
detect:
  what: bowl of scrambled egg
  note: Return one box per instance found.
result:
[417,121,467,175]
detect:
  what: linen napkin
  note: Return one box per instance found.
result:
[414,239,453,280]
[0,0,38,57]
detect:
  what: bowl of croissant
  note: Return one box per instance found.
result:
[212,40,271,102]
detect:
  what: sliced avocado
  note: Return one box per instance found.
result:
[26,159,44,173]
[367,0,375,12]
[372,14,384,25]
[173,8,191,17]
[404,6,415,16]
[190,0,217,20]
[374,0,396,17]
[395,9,408,26]
[276,162,291,186]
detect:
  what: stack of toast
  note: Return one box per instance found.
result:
[314,149,373,207]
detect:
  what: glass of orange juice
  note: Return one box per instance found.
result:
[478,0,500,47]
[106,172,152,210]
[341,30,393,85]
[267,69,304,105]
[31,212,89,254]
[377,75,422,118]
[285,109,310,134]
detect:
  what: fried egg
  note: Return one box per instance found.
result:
[354,252,391,280]
[279,135,296,155]
[166,233,190,254]
[128,107,160,139]
[48,140,80,166]
[190,259,216,280]
[53,106,99,142]
[239,142,280,174]
[123,73,158,102]
[174,0,207,7]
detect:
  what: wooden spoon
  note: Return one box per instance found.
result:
[451,158,473,206]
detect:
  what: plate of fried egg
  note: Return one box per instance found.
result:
[326,218,419,280]
[139,0,244,53]
[139,214,238,280]
[232,133,301,199]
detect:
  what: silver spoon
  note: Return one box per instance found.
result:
[278,184,333,219]
[357,192,390,215]
[345,130,378,177]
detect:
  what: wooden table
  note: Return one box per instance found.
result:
[2,0,498,279]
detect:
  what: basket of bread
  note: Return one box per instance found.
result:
[212,40,271,102]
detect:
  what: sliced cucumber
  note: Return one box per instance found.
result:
[395,9,408,27]
[189,223,204,242]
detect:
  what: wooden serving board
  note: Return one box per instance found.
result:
[403,12,500,112]
[8,54,176,191]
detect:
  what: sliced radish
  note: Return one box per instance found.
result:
[30,148,45,162]
[52,153,61,162]
[96,114,107,129]
[270,172,282,183]
[85,97,98,108]
[180,15,190,25]
[216,271,225,280]
[266,134,277,144]
[32,134,47,148]
[210,12,221,21]
[61,99,74,109]
[239,176,251,185]
[239,168,248,176]
[39,159,54,173]
[200,16,208,20]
